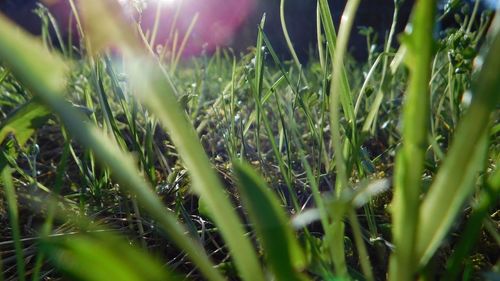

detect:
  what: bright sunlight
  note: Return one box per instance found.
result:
[158,0,178,5]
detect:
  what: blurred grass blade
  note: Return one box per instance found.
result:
[0,68,9,83]
[31,141,70,280]
[171,13,199,73]
[78,0,141,55]
[328,0,361,193]
[444,162,500,281]
[416,21,500,266]
[0,18,70,94]
[126,56,265,281]
[0,99,51,146]
[280,0,302,70]
[324,0,361,277]
[253,15,266,165]
[0,13,224,281]
[318,0,355,132]
[43,233,178,281]
[233,161,308,281]
[1,167,26,281]
[77,2,265,281]
[389,0,437,279]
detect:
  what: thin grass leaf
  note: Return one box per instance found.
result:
[31,142,71,281]
[361,0,401,134]
[317,0,356,132]
[233,161,308,281]
[1,167,26,281]
[280,0,302,71]
[260,29,317,140]
[316,3,326,70]
[35,4,68,56]
[149,0,163,48]
[324,0,362,277]
[171,13,199,73]
[328,0,360,194]
[126,57,264,281]
[0,13,224,281]
[76,2,265,280]
[254,25,300,210]
[443,162,500,281]
[253,15,266,165]
[416,19,500,266]
[347,209,374,281]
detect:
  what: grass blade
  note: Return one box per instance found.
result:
[389,0,437,279]
[0,99,51,147]
[31,142,70,281]
[416,19,500,266]
[126,57,265,281]
[0,13,224,281]
[328,0,361,194]
[1,167,26,281]
[443,163,500,281]
[280,0,302,71]
[253,15,266,165]
[325,0,362,277]
[43,233,178,281]
[318,0,356,134]
[233,161,308,281]
[76,2,265,280]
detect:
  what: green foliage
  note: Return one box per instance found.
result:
[42,233,176,281]
[0,1,498,280]
[0,11,224,281]
[233,161,307,281]
[1,167,25,281]
[389,0,437,279]
[0,99,51,147]
[416,18,500,265]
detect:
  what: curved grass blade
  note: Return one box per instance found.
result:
[280,0,302,70]
[0,13,224,281]
[72,1,265,280]
[325,0,362,277]
[43,233,179,281]
[317,0,356,133]
[328,0,361,194]
[126,57,265,281]
[416,19,500,266]
[443,162,500,281]
[0,99,51,147]
[233,161,308,281]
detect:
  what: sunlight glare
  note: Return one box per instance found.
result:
[158,0,178,5]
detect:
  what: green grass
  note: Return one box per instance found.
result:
[0,1,498,280]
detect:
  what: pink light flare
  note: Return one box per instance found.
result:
[141,0,256,57]
[43,0,256,58]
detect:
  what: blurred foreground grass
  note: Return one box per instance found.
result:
[0,0,499,280]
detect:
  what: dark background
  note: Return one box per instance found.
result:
[0,0,489,61]
[233,0,414,61]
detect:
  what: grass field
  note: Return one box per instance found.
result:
[0,0,499,280]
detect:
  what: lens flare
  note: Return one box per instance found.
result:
[40,0,256,58]
[143,0,256,57]
[158,0,177,5]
